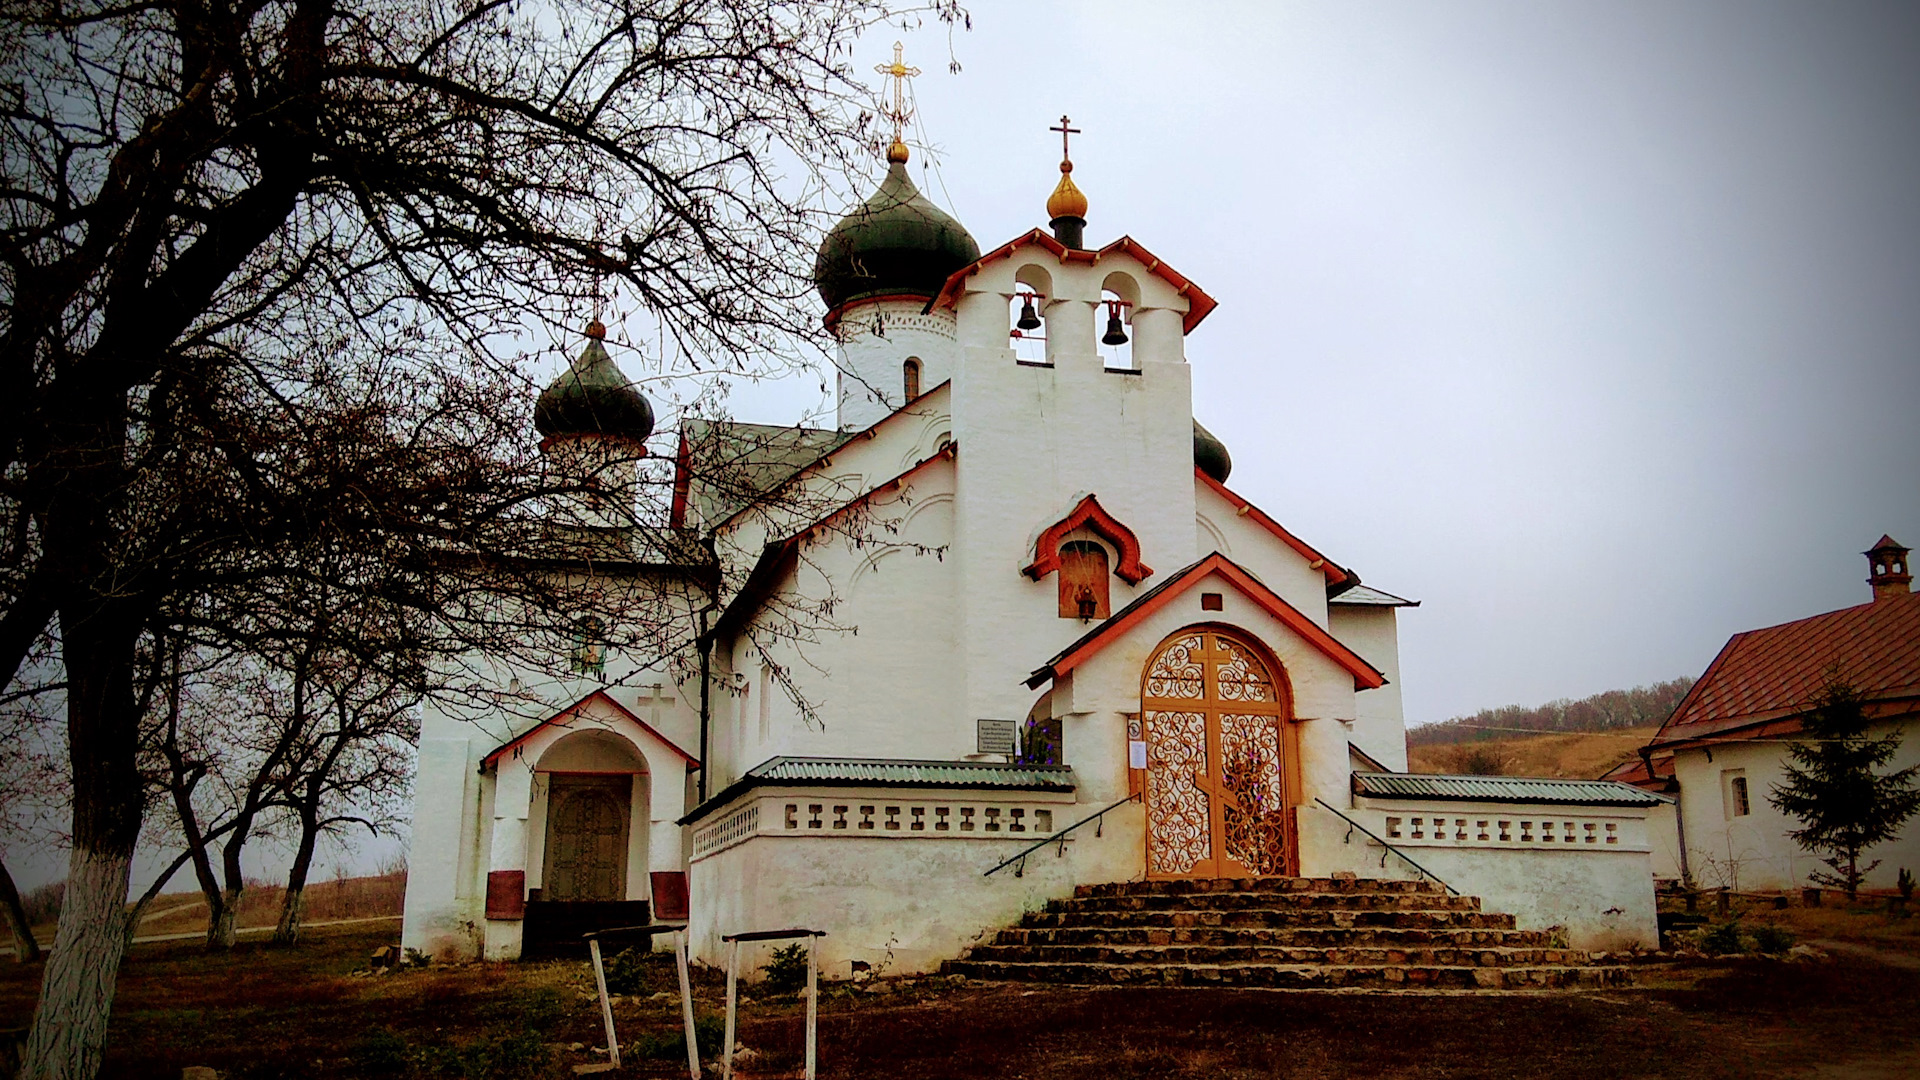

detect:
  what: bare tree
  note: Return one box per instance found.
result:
[0,1,963,1074]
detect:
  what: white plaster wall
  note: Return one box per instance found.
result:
[1671,721,1920,892]
[685,789,1140,976]
[834,301,960,431]
[1644,799,1683,882]
[1308,797,1660,950]
[1193,480,1330,627]
[1327,605,1410,771]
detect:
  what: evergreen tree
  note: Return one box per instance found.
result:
[1768,678,1920,899]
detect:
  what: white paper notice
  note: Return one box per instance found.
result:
[1128,740,1148,769]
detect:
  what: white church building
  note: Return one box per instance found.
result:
[402,90,1665,976]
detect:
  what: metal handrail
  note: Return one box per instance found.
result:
[984,792,1141,877]
[1314,797,1458,896]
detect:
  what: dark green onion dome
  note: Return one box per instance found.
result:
[534,322,655,443]
[1194,420,1232,483]
[814,161,980,313]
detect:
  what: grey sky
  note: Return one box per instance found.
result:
[734,0,1920,727]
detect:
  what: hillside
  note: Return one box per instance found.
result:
[1407,726,1660,780]
[1407,677,1692,747]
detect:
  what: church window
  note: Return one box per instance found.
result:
[1058,540,1111,620]
[1724,770,1750,819]
[903,357,921,401]
[570,617,607,677]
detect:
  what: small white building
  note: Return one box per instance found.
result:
[402,107,1663,971]
[1635,537,1920,893]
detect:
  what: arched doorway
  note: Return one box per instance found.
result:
[1141,627,1297,878]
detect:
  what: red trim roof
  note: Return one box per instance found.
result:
[1027,552,1386,691]
[926,230,1219,334]
[1650,590,1920,748]
[1195,469,1352,588]
[481,689,699,769]
[1023,494,1153,585]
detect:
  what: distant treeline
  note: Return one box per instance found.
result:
[1408,678,1695,747]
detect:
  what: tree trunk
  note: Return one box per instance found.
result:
[19,847,133,1080]
[208,886,242,949]
[273,808,321,946]
[0,856,41,963]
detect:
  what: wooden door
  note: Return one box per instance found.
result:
[1141,628,1296,878]
[543,775,631,901]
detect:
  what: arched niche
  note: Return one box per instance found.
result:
[529,729,651,903]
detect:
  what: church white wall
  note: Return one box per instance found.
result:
[684,787,1133,977]
[1309,796,1659,951]
[1327,604,1410,772]
[402,735,487,961]
[1192,480,1331,628]
[833,301,959,431]
[1669,720,1920,893]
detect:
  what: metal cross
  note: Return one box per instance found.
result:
[875,42,920,142]
[1050,115,1081,162]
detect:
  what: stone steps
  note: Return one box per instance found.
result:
[942,877,1630,992]
[941,959,1631,990]
[996,926,1556,948]
[1049,892,1486,914]
[966,943,1581,967]
[1019,908,1521,930]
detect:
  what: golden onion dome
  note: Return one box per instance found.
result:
[1047,161,1088,221]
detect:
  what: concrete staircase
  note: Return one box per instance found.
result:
[942,877,1631,990]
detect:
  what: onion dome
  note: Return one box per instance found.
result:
[1194,420,1232,483]
[814,156,980,314]
[534,321,655,443]
[1047,160,1089,222]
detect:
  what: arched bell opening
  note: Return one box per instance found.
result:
[528,729,650,904]
[1010,263,1052,364]
[1138,625,1299,879]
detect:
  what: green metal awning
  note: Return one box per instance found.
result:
[679,756,1076,825]
[1352,771,1667,807]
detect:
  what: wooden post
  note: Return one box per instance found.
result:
[1716,889,1731,917]
[723,938,740,1080]
[805,934,819,1080]
[674,930,700,1080]
[588,938,621,1068]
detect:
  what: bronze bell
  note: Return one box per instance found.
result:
[1015,295,1042,331]
[1102,304,1129,346]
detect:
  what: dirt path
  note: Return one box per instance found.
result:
[0,914,401,957]
[1810,938,1920,971]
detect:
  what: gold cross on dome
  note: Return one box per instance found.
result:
[875,42,920,143]
[1051,115,1081,163]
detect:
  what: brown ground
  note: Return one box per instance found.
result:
[1408,726,1659,779]
[4,897,1918,1080]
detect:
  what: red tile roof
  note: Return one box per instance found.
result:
[1650,590,1920,747]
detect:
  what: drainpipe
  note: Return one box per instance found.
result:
[1640,744,1691,887]
[697,607,712,803]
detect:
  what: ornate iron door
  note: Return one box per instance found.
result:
[1142,629,1294,878]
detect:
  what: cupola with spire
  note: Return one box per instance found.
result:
[534,320,655,447]
[812,44,979,321]
[1046,115,1088,249]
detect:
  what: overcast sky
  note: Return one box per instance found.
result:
[730,0,1920,727]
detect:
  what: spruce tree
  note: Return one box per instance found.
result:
[1768,678,1920,899]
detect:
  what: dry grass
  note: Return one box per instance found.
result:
[132,870,407,937]
[5,922,1920,1079]
[1408,726,1659,779]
